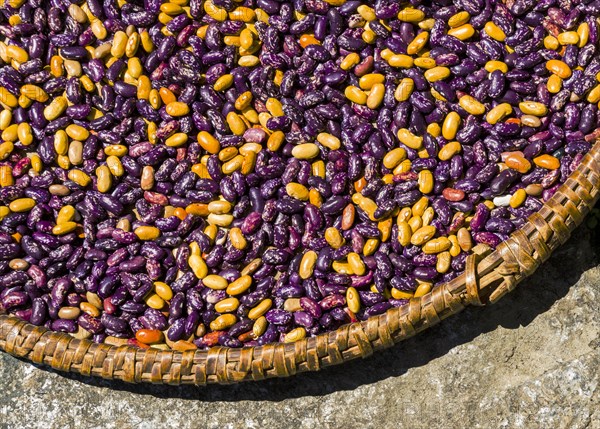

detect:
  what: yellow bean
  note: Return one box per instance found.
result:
[388,54,414,68]
[577,22,590,48]
[252,316,268,337]
[484,21,506,41]
[226,112,246,135]
[215,297,240,313]
[67,169,91,187]
[324,227,344,249]
[248,298,272,320]
[125,32,140,58]
[165,132,188,147]
[510,188,527,208]
[424,66,450,82]
[214,74,234,91]
[286,182,309,201]
[291,143,320,159]
[557,31,579,45]
[43,96,67,121]
[165,101,190,117]
[485,60,508,73]
[17,122,33,146]
[407,32,429,55]
[21,84,48,102]
[9,198,35,212]
[519,101,548,117]
[332,261,353,275]
[265,98,284,117]
[397,221,412,246]
[346,286,360,313]
[0,165,13,187]
[366,83,385,109]
[6,44,28,63]
[137,75,151,100]
[412,197,429,217]
[359,73,385,90]
[418,169,434,194]
[228,227,247,250]
[414,57,436,69]
[394,78,414,101]
[448,24,475,41]
[486,103,513,125]
[459,95,485,115]
[344,85,367,104]
[397,8,425,22]
[227,275,253,296]
[284,327,306,343]
[411,225,436,246]
[442,111,461,140]
[106,156,124,177]
[0,110,12,130]
[197,131,221,154]
[210,314,237,331]
[340,52,360,70]
[544,35,559,50]
[66,124,89,141]
[188,254,208,279]
[347,252,365,275]
[397,128,423,149]
[546,59,572,79]
[52,221,77,235]
[383,147,407,169]
[547,74,562,94]
[299,250,317,279]
[414,282,432,298]
[357,4,376,21]
[56,205,76,224]
[438,141,462,161]
[154,282,173,301]
[316,132,341,150]
[422,237,451,254]
[111,31,127,58]
[207,213,233,226]
[391,288,414,299]
[134,226,160,240]
[436,251,451,274]
[448,11,470,28]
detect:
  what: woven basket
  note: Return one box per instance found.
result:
[1,140,599,385]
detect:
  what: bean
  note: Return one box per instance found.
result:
[134,226,160,240]
[292,143,320,159]
[284,327,306,343]
[534,154,560,170]
[519,101,548,117]
[9,198,35,212]
[203,274,228,290]
[215,297,239,313]
[248,299,272,319]
[459,95,486,115]
[136,329,164,345]
[546,60,572,79]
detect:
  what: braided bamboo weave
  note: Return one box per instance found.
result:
[1,140,599,385]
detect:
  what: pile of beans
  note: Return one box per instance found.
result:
[0,0,598,350]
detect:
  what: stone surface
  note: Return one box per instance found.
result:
[1,225,599,429]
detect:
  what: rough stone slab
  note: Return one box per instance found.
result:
[1,226,598,429]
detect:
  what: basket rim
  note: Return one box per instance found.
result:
[1,140,599,385]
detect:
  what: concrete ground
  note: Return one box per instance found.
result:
[0,223,599,429]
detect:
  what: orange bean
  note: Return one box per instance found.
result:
[299,34,320,48]
[504,153,532,173]
[534,154,560,170]
[135,329,164,344]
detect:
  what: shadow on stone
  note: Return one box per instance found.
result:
[21,226,600,401]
